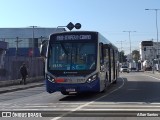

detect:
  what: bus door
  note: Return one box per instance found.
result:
[109,48,114,82]
[104,46,109,82]
[99,43,105,81]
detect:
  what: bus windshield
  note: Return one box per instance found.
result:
[48,41,97,71]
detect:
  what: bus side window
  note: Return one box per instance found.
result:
[40,40,48,58]
[99,43,104,65]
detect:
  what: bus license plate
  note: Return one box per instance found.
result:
[66,88,76,92]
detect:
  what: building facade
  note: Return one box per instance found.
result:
[0,27,65,57]
[140,41,160,61]
[140,41,160,71]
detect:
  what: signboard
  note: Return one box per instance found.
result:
[142,41,153,46]
[56,35,92,41]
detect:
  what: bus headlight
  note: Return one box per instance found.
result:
[87,74,98,83]
[46,74,55,83]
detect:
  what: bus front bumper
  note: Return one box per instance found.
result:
[46,79,100,94]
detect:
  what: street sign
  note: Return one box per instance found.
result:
[66,22,74,31]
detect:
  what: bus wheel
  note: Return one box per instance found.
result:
[61,91,69,95]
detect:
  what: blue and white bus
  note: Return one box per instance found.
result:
[41,31,119,95]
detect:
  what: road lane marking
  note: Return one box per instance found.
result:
[2,102,160,111]
[86,105,160,108]
[51,77,125,120]
[75,109,160,111]
[144,74,160,81]
[2,105,160,111]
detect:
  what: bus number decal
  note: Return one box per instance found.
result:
[53,64,62,68]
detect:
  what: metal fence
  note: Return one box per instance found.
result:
[0,56,44,81]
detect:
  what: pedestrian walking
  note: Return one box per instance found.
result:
[19,63,28,85]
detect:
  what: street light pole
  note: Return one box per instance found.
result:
[123,31,136,62]
[145,9,160,43]
[29,26,37,57]
[15,37,22,58]
[145,9,160,72]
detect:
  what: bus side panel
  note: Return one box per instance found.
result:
[45,78,101,93]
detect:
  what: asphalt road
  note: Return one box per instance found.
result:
[0,72,160,120]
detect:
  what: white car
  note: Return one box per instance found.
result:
[120,66,129,73]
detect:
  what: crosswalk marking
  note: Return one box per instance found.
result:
[1,102,160,111]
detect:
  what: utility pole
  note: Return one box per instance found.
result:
[15,37,22,58]
[123,31,136,62]
[29,26,37,57]
[145,9,160,43]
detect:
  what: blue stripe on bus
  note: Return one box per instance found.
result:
[45,79,100,93]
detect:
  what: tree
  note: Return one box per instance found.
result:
[119,50,127,63]
[132,50,140,62]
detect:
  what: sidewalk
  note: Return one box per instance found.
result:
[0,76,45,94]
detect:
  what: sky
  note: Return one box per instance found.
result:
[0,0,160,54]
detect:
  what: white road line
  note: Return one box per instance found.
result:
[1,103,160,111]
[86,105,160,108]
[2,101,160,107]
[75,108,160,111]
[7,108,74,111]
[84,102,146,104]
[56,103,85,105]
[5,105,160,111]
[144,74,160,81]
[51,77,125,120]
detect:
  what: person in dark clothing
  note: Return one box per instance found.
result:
[20,63,28,85]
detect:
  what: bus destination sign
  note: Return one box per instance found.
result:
[56,35,92,41]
